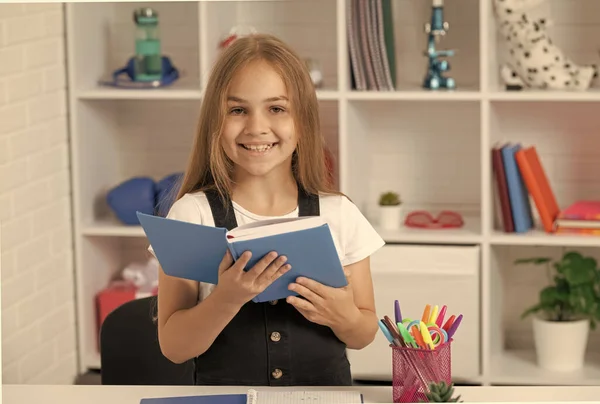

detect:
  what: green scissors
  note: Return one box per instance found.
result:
[397,321,418,348]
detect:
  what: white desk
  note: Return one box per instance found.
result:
[2,385,600,403]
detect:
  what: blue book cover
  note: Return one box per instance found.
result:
[501,143,534,233]
[140,394,246,404]
[136,212,347,303]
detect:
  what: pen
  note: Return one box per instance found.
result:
[394,299,403,323]
[429,305,439,325]
[435,305,447,327]
[378,320,396,346]
[421,304,431,323]
[383,316,403,345]
[442,314,456,332]
[419,321,435,350]
[447,314,463,339]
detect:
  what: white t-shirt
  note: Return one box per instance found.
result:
[150,191,386,301]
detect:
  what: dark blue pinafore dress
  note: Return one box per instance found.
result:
[192,187,353,386]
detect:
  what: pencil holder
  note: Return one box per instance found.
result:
[391,340,452,403]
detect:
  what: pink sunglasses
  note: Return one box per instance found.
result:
[404,210,464,229]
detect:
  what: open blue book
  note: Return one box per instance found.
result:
[136,212,347,303]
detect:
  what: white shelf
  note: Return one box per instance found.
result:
[488,89,600,102]
[376,216,481,245]
[490,230,600,248]
[64,0,600,385]
[76,87,339,101]
[77,87,203,100]
[346,86,481,101]
[82,220,146,238]
[490,350,600,386]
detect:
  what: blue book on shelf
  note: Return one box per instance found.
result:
[140,394,246,404]
[501,143,533,233]
[136,212,347,303]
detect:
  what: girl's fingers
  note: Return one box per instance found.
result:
[257,255,288,283]
[294,277,326,298]
[230,250,252,273]
[246,251,278,279]
[286,295,316,312]
[289,282,322,305]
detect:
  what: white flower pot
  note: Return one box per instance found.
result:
[532,316,589,372]
[379,205,402,230]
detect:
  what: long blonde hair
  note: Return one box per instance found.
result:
[176,33,339,203]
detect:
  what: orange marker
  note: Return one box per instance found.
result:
[421,304,431,323]
[442,315,456,332]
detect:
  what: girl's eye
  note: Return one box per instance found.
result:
[229,107,245,115]
[270,106,285,113]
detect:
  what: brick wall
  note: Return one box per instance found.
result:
[0,3,77,384]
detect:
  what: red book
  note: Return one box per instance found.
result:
[492,146,514,232]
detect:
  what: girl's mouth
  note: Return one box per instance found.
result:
[239,143,278,153]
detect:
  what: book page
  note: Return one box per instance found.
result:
[228,216,326,242]
[246,389,362,404]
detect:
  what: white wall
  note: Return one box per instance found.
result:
[0,3,78,384]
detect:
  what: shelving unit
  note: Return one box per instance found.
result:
[65,0,600,385]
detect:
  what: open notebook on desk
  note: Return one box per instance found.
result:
[140,389,363,404]
[246,389,363,403]
[137,212,347,303]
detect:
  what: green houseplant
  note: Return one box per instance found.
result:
[419,381,463,402]
[516,251,600,371]
[378,191,402,230]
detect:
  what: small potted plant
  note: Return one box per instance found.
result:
[378,191,402,230]
[516,251,600,372]
[420,381,463,402]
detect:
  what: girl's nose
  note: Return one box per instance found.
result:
[246,111,269,135]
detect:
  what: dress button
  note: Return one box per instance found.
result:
[269,300,278,305]
[272,368,283,379]
[270,331,281,342]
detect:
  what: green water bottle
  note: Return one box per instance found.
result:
[133,8,162,82]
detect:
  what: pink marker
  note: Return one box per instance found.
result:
[435,305,447,327]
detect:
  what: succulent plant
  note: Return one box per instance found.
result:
[420,381,463,403]
[379,191,401,206]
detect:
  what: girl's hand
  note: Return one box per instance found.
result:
[212,250,291,307]
[285,269,361,331]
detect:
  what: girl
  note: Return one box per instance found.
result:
[153,33,385,386]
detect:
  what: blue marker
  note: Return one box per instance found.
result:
[378,320,395,345]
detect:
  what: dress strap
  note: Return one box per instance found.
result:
[297,186,320,217]
[204,188,238,231]
[205,185,319,229]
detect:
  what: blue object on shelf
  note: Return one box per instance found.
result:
[422,2,456,90]
[100,56,180,89]
[107,177,157,225]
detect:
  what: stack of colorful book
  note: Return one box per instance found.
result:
[554,201,600,235]
[492,143,600,235]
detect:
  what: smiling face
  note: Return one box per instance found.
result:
[220,59,298,181]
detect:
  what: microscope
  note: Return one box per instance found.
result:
[422,0,456,90]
